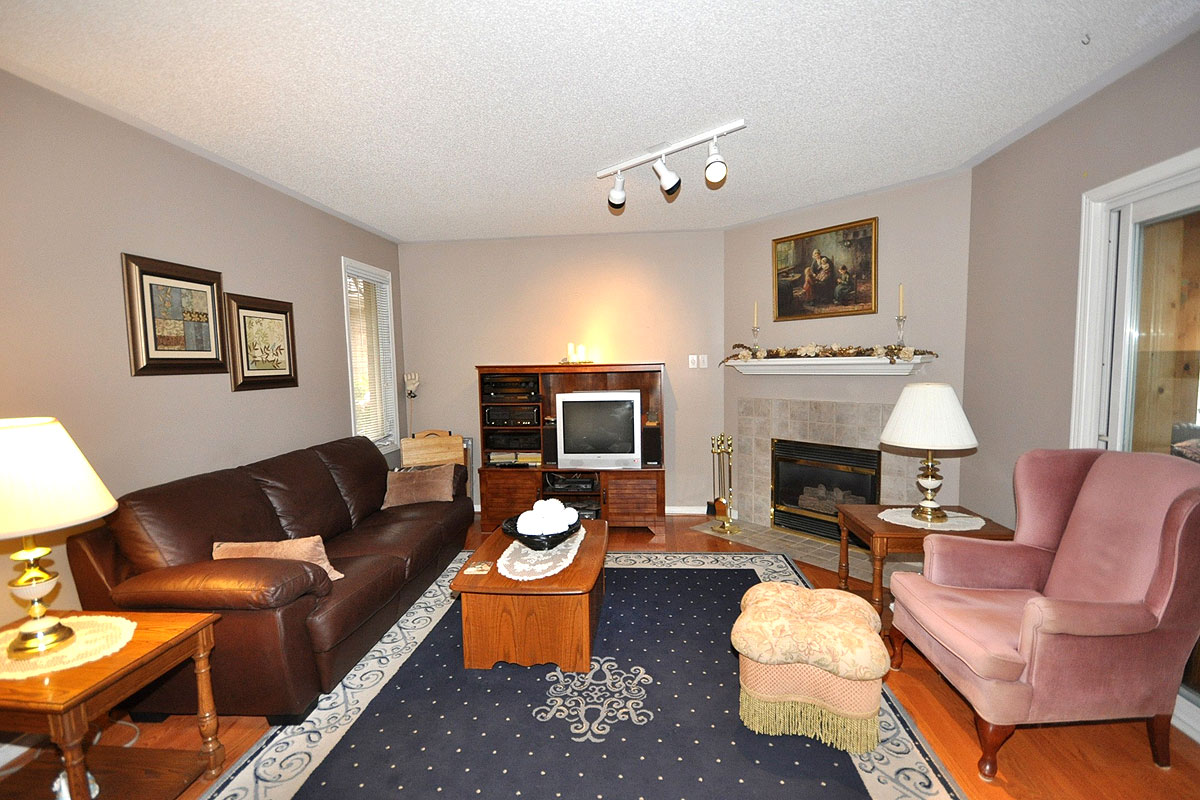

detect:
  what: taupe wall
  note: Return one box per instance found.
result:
[397,232,725,509]
[0,71,401,620]
[961,33,1200,524]
[723,172,974,503]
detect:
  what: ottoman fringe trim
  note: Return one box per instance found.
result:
[738,687,879,753]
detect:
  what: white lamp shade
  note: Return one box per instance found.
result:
[880,383,977,451]
[0,417,117,539]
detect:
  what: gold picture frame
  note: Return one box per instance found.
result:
[224,293,298,391]
[773,217,878,321]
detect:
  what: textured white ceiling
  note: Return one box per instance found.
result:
[1,1,1198,242]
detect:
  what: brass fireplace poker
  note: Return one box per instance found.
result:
[710,433,741,534]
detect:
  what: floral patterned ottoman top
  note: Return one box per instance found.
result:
[731,582,890,681]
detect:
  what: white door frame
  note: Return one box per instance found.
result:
[1070,145,1200,742]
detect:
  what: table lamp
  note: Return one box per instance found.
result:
[0,417,117,659]
[879,383,977,523]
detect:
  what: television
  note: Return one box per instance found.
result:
[555,390,642,469]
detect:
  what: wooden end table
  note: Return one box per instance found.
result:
[836,504,1014,616]
[450,520,608,672]
[0,610,223,800]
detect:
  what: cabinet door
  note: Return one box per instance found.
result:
[601,471,665,534]
[479,469,540,529]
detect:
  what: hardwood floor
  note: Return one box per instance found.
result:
[33,515,1200,800]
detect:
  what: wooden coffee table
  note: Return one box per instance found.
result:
[0,610,223,800]
[450,520,608,672]
[836,504,1014,616]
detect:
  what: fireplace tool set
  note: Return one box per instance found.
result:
[710,433,741,534]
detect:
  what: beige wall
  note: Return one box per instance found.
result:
[961,33,1200,524]
[723,172,974,507]
[397,232,725,509]
[0,71,400,620]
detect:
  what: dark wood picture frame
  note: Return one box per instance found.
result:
[224,293,298,391]
[772,217,878,321]
[122,253,228,376]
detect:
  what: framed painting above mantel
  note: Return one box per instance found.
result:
[773,217,878,322]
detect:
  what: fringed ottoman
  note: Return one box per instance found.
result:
[730,582,890,753]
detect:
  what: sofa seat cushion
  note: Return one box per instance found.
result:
[890,572,1036,682]
[241,449,352,540]
[111,468,287,572]
[323,510,446,581]
[306,553,405,653]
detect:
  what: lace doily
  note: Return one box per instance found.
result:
[877,507,985,531]
[497,531,585,581]
[0,615,138,680]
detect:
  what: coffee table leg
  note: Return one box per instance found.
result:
[194,628,225,778]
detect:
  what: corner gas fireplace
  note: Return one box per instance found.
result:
[771,439,881,541]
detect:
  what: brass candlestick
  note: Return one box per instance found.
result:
[711,434,741,534]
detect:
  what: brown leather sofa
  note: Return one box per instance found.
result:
[67,436,472,723]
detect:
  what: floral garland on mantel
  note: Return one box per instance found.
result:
[720,342,937,366]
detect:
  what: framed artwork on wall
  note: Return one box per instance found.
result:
[772,217,878,322]
[224,293,298,391]
[122,253,228,376]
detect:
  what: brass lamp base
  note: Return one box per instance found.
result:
[911,504,948,524]
[911,451,948,524]
[7,617,75,659]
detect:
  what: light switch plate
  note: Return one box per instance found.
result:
[688,355,698,369]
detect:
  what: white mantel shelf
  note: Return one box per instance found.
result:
[726,355,935,376]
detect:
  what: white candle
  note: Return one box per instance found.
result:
[754,301,758,328]
[898,284,904,316]
[568,342,576,362]
[577,344,587,361]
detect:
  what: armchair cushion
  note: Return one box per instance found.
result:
[890,572,1035,682]
[111,558,332,610]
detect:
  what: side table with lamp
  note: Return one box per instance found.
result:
[836,384,1014,617]
[0,417,224,800]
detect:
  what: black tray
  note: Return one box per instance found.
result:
[501,516,582,550]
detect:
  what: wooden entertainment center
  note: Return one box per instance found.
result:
[476,363,665,535]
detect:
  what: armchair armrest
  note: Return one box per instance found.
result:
[111,558,332,611]
[924,536,1054,590]
[1020,596,1158,640]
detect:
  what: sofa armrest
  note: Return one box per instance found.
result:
[924,536,1055,590]
[111,558,332,611]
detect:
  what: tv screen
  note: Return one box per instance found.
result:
[555,391,642,469]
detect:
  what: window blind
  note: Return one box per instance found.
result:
[341,258,399,453]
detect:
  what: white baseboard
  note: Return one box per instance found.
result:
[667,506,708,515]
[1174,690,1200,744]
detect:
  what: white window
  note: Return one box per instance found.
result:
[341,257,400,453]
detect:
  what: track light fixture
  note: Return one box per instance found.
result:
[653,157,681,196]
[595,119,745,210]
[704,139,727,184]
[608,173,626,210]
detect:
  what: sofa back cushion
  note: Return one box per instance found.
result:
[110,468,287,573]
[242,449,353,540]
[1044,451,1200,604]
[311,437,388,526]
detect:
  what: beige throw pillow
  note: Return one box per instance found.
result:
[383,463,456,507]
[212,535,344,580]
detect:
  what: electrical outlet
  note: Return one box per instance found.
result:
[688,354,698,369]
[698,354,709,368]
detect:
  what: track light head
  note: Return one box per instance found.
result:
[653,157,681,196]
[608,173,626,210]
[704,140,727,184]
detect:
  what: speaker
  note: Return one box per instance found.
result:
[641,425,663,466]
[542,425,558,466]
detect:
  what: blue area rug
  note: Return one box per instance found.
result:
[202,553,962,800]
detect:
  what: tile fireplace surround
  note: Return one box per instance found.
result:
[735,397,925,529]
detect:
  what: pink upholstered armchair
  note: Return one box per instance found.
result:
[889,449,1200,780]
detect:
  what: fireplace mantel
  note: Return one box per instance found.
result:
[726,355,934,376]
